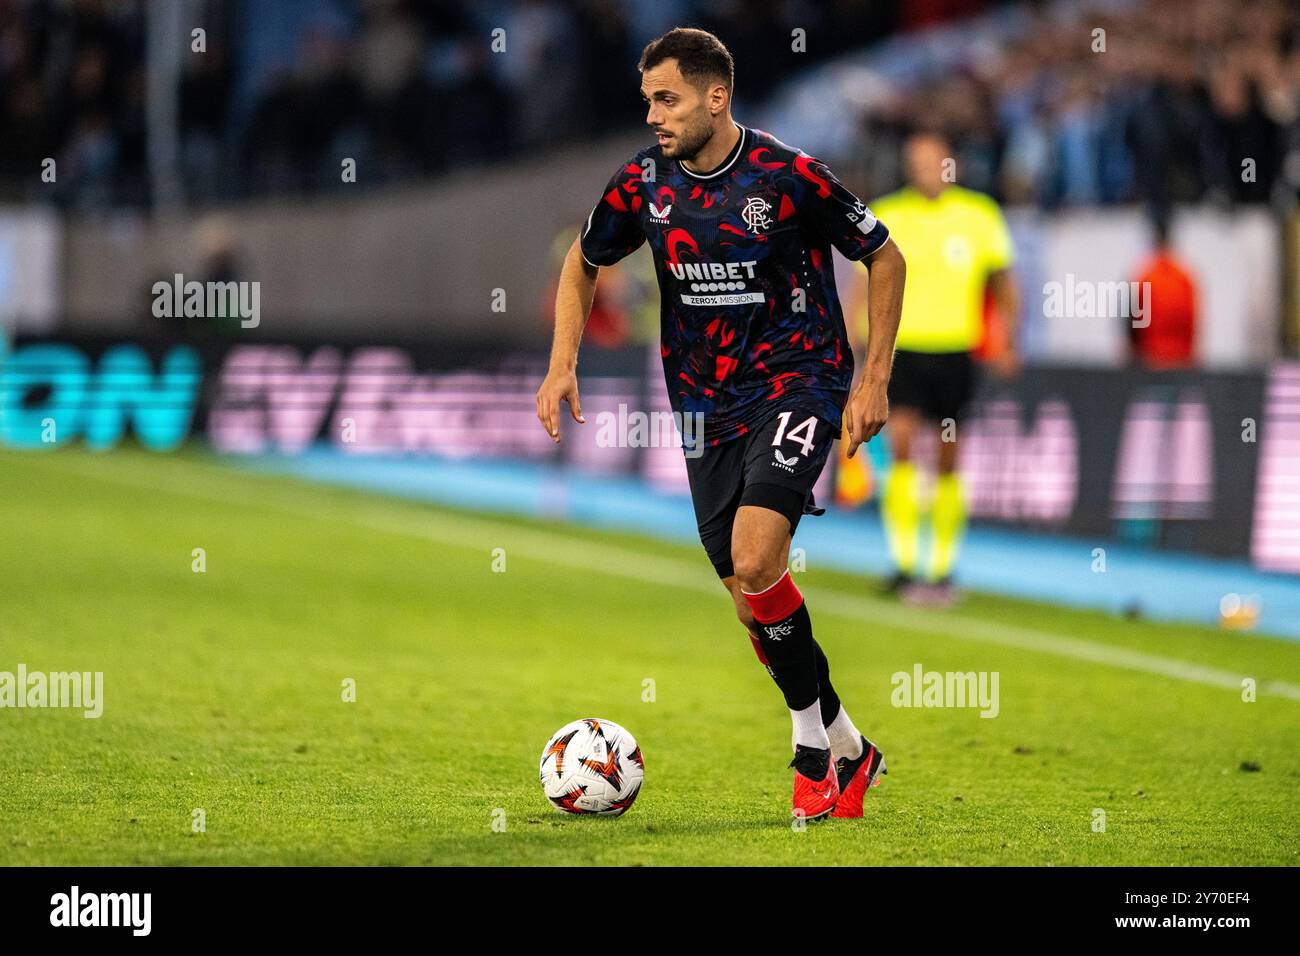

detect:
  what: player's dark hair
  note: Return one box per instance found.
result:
[638,27,734,92]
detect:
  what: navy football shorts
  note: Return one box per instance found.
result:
[684,401,836,579]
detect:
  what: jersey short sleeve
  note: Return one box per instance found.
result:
[579,159,648,267]
[790,154,889,261]
[978,197,1015,273]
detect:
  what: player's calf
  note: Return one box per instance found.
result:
[742,569,830,751]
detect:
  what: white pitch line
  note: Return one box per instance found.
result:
[20,453,1300,703]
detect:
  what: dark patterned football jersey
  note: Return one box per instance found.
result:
[580,124,889,445]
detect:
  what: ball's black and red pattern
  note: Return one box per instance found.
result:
[540,718,645,816]
[581,125,890,446]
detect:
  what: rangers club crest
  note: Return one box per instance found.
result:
[741,195,773,234]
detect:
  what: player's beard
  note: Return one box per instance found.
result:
[666,113,716,163]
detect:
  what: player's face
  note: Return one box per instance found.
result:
[641,60,716,161]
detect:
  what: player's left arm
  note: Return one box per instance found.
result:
[788,153,902,455]
[844,238,905,458]
[844,260,871,365]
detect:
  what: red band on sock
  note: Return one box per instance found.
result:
[747,631,770,665]
[743,570,803,624]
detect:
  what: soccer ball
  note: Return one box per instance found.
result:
[539,718,644,816]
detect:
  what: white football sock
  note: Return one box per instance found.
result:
[791,699,831,751]
[827,706,864,760]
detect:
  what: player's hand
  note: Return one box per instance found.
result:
[844,379,888,458]
[536,366,585,443]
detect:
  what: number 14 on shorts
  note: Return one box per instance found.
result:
[772,412,819,458]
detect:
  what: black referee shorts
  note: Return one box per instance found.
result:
[684,402,836,579]
[887,349,978,423]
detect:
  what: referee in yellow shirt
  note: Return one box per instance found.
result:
[848,132,1020,603]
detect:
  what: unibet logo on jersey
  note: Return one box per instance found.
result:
[581,125,889,445]
[669,259,762,306]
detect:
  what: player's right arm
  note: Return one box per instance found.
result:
[536,236,597,443]
[536,156,648,443]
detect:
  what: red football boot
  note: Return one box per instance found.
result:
[830,736,887,819]
[790,744,840,821]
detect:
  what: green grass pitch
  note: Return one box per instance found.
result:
[1,446,1297,866]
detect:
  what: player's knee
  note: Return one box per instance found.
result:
[732,550,782,594]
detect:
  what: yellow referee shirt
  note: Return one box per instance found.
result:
[868,186,1014,353]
